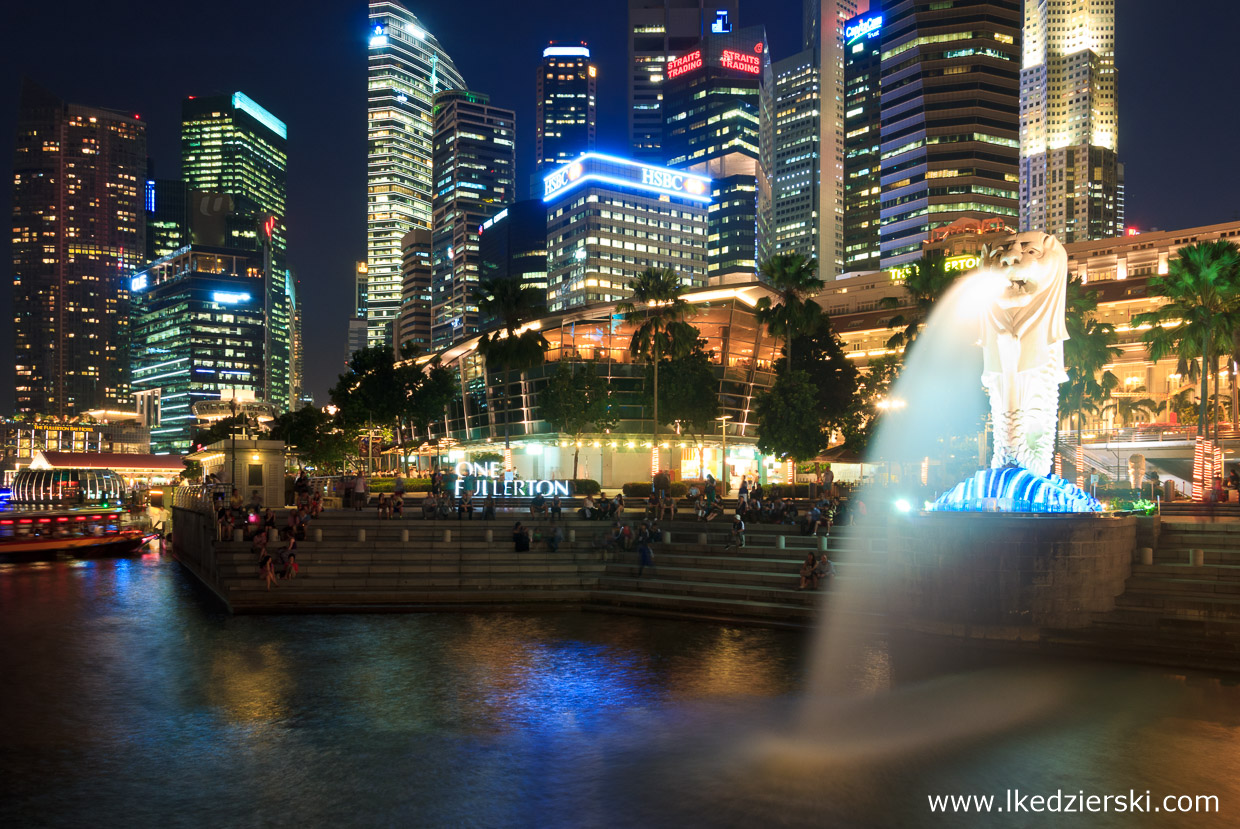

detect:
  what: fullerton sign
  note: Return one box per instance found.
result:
[451,461,571,498]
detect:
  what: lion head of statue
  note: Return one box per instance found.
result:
[980,231,1068,309]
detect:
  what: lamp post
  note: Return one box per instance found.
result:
[229,396,238,495]
[716,415,733,495]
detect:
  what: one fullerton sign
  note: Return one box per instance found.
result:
[452,462,570,498]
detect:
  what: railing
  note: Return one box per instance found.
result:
[173,484,229,516]
[1059,425,1240,445]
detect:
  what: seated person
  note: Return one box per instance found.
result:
[646,494,659,519]
[580,494,596,520]
[801,505,823,536]
[513,522,531,552]
[378,492,390,519]
[612,493,625,517]
[482,494,497,520]
[531,491,547,515]
[437,493,454,519]
[660,494,674,521]
[550,495,563,519]
[458,490,474,519]
[391,492,403,519]
[422,492,438,519]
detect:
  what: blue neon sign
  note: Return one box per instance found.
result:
[711,10,731,33]
[542,153,711,204]
[130,274,148,293]
[231,92,287,139]
[846,15,882,42]
[211,291,252,304]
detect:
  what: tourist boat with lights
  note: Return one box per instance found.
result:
[0,510,157,560]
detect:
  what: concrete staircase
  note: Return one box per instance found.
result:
[207,512,862,624]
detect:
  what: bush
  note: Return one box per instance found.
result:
[569,479,600,495]
[366,478,434,493]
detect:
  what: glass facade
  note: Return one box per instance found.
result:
[129,247,268,453]
[367,0,467,348]
[878,0,1021,267]
[478,200,549,321]
[430,90,516,348]
[770,50,819,262]
[536,45,597,173]
[662,26,771,282]
[10,468,125,506]
[842,11,883,271]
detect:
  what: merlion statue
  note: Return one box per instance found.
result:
[979,232,1069,477]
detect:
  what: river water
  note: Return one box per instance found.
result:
[1,552,1238,827]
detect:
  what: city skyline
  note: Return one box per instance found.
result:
[1,0,1235,414]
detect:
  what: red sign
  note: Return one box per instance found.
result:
[720,49,761,74]
[667,49,702,79]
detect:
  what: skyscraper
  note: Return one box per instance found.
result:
[878,0,1020,267]
[1020,0,1121,242]
[806,0,865,277]
[842,8,883,271]
[770,50,820,262]
[663,25,771,283]
[396,228,432,354]
[478,200,549,318]
[367,0,466,348]
[627,0,739,162]
[430,90,516,348]
[144,176,189,262]
[181,91,296,411]
[11,79,146,417]
[536,43,597,174]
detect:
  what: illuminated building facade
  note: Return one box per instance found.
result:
[806,0,865,276]
[180,91,296,412]
[663,25,771,282]
[1020,0,1121,242]
[536,43,597,173]
[367,0,466,348]
[396,227,432,354]
[11,79,145,417]
[627,0,739,162]
[842,9,883,270]
[144,177,189,262]
[0,419,152,485]
[478,200,549,315]
[129,246,270,453]
[430,90,516,348]
[878,0,1021,267]
[770,49,819,262]
[415,282,796,487]
[542,153,709,311]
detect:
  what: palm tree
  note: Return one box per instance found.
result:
[755,253,823,368]
[1059,276,1121,437]
[473,276,549,468]
[617,267,699,462]
[1103,394,1159,427]
[1135,240,1240,436]
[878,255,957,353]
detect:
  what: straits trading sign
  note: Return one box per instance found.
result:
[542,153,711,203]
[451,462,570,498]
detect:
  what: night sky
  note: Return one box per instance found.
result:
[1,0,1236,415]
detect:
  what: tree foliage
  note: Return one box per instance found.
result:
[539,361,618,478]
[1060,275,1121,428]
[644,343,720,437]
[755,253,824,367]
[1134,240,1240,433]
[269,406,354,472]
[755,370,831,461]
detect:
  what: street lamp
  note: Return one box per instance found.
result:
[716,415,733,495]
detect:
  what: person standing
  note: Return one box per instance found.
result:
[637,527,655,577]
[822,463,835,499]
[394,475,406,503]
[353,473,366,511]
[547,522,563,553]
[513,522,530,552]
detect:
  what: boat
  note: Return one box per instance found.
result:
[0,510,159,561]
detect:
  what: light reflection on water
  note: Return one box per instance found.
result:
[0,556,1238,828]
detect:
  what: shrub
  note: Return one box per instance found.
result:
[622,482,689,498]
[569,479,600,495]
[366,478,433,493]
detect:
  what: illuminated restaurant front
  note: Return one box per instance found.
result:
[411,282,796,488]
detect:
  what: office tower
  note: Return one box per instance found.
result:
[11,79,146,417]
[536,43,597,174]
[627,0,739,162]
[543,153,709,311]
[181,92,287,261]
[430,90,516,348]
[842,8,883,271]
[181,91,294,412]
[345,261,369,366]
[286,269,306,408]
[144,177,189,261]
[805,0,865,277]
[663,26,771,283]
[770,50,819,262]
[1020,0,1121,241]
[878,0,1020,267]
[367,0,467,348]
[396,228,432,354]
[478,200,549,319]
[129,246,269,452]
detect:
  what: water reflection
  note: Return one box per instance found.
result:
[0,557,1238,828]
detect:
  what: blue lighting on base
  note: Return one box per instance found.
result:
[932,467,1103,514]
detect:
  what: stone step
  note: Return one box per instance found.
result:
[598,574,825,606]
[1113,591,1240,618]
[228,588,594,610]
[586,589,818,621]
[225,575,595,592]
[1091,606,1240,636]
